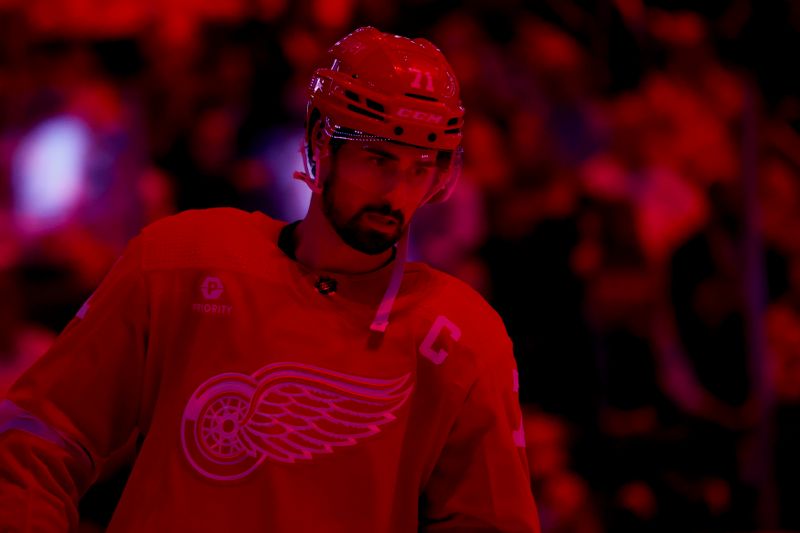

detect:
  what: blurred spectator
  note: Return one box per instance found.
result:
[511,16,607,166]
[580,91,709,265]
[411,177,489,294]
[766,253,800,528]
[524,409,601,533]
[666,180,759,530]
[2,1,800,530]
[0,218,54,397]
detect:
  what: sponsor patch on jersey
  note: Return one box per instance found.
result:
[192,276,232,316]
[191,303,233,316]
[201,276,224,300]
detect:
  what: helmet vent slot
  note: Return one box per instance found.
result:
[346,104,385,121]
[447,117,459,126]
[405,93,439,102]
[344,90,360,102]
[365,99,385,113]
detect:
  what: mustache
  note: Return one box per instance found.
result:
[360,204,404,225]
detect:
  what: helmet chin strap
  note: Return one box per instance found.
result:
[293,139,407,334]
[370,227,409,333]
[368,171,455,333]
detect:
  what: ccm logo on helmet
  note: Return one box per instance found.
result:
[397,108,443,124]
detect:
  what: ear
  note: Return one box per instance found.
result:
[308,121,334,188]
[311,130,331,174]
[303,110,325,170]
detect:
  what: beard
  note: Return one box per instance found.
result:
[321,178,405,255]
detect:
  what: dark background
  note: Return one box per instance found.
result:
[2,1,800,531]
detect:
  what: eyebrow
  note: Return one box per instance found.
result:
[363,147,436,166]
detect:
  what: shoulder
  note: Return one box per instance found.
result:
[138,208,285,273]
[408,263,513,371]
[411,263,507,336]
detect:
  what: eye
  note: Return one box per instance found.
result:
[411,166,435,180]
[367,156,388,167]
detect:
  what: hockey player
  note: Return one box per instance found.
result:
[0,27,539,532]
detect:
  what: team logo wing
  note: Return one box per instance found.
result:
[181,362,413,481]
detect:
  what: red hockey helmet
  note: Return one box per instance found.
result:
[296,27,465,203]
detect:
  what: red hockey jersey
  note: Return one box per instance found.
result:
[0,208,539,532]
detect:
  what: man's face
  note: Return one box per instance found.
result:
[321,139,444,255]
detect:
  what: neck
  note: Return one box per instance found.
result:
[294,197,395,274]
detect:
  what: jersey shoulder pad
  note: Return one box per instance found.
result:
[139,208,284,274]
[412,264,512,361]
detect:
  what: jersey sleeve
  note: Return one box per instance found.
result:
[420,335,540,533]
[0,236,148,531]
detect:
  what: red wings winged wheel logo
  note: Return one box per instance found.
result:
[181,362,414,481]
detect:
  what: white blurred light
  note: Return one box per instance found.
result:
[261,127,311,221]
[12,116,90,233]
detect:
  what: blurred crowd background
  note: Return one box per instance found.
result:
[2,0,800,531]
